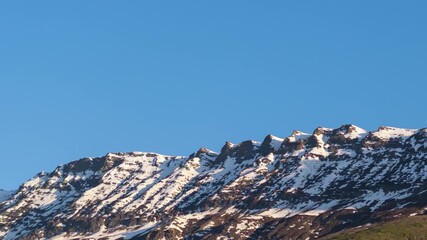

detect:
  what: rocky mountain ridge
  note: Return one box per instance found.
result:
[0,125,426,240]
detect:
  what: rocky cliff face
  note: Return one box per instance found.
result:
[0,125,426,240]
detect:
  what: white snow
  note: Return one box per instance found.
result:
[1,125,424,239]
[308,146,330,157]
[334,149,357,157]
[288,131,310,143]
[269,135,284,150]
[301,200,339,216]
[51,221,159,240]
[166,209,221,232]
[347,189,412,211]
[373,126,416,140]
[341,125,367,139]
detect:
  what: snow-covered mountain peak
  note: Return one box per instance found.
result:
[0,125,426,240]
[374,126,417,139]
[194,147,217,155]
[260,134,284,151]
[312,126,334,135]
[221,141,235,151]
[287,130,310,143]
[335,124,367,139]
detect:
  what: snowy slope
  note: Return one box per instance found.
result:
[0,125,426,240]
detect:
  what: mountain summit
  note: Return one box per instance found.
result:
[0,125,426,240]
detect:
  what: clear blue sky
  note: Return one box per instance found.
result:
[1,1,426,190]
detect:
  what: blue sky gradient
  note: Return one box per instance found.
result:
[1,1,426,189]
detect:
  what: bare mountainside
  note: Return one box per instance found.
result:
[0,125,426,240]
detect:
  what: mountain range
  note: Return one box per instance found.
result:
[0,125,426,239]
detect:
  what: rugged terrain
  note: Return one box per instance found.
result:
[0,125,426,240]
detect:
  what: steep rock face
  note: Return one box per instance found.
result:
[0,125,426,240]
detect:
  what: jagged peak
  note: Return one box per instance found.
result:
[291,130,303,136]
[373,126,417,139]
[306,127,333,148]
[107,152,154,158]
[287,130,310,143]
[265,134,284,141]
[37,171,48,176]
[267,135,284,148]
[250,140,262,147]
[233,140,261,149]
[220,141,235,152]
[377,126,417,132]
[197,147,216,154]
[105,152,185,160]
[335,124,368,139]
[337,124,366,133]
[313,127,334,136]
[260,134,285,153]
[191,147,218,158]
